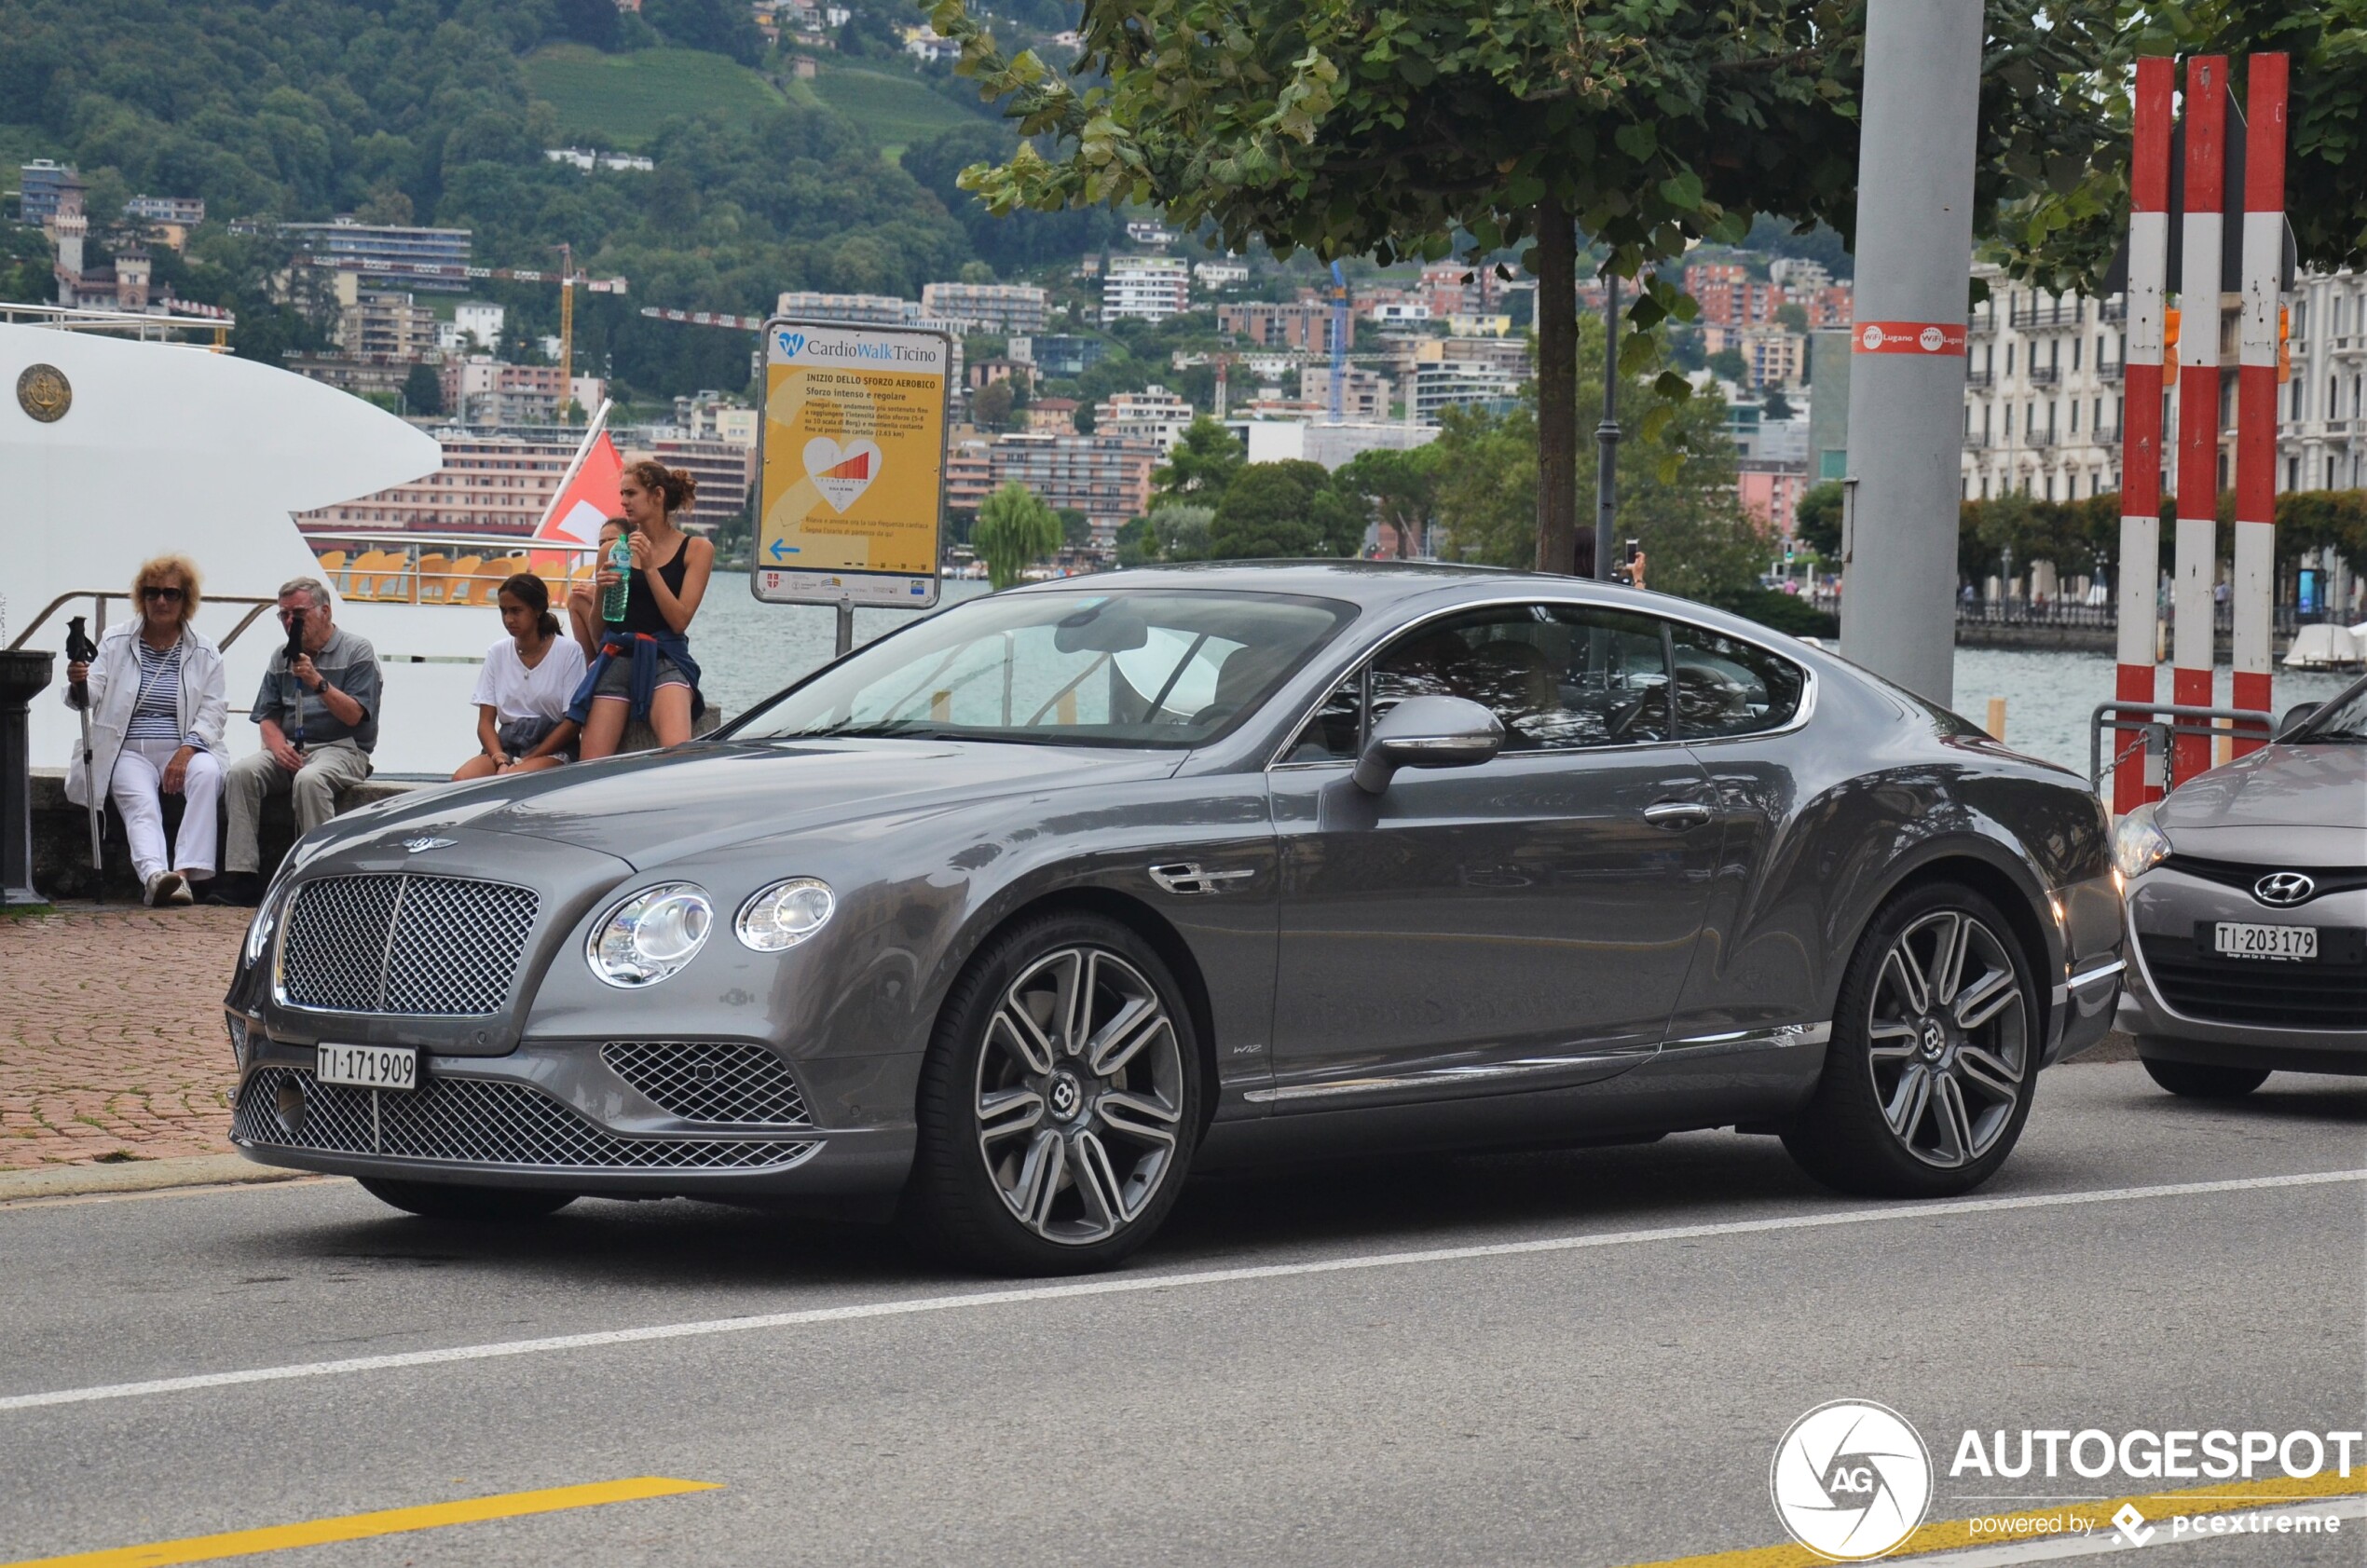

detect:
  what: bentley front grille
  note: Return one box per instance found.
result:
[278,874,539,1016]
[233,1067,816,1171]
[601,1041,812,1126]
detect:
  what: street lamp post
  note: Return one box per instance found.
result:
[1594,272,1620,580]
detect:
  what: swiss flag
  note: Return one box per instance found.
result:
[534,429,624,548]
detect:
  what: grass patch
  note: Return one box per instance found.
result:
[807,62,978,156]
[523,43,787,148]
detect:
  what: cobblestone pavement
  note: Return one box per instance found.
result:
[0,904,243,1169]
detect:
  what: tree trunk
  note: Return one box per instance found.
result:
[1531,198,1579,575]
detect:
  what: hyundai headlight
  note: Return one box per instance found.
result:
[2111,803,2172,881]
[587,883,713,988]
[735,877,836,952]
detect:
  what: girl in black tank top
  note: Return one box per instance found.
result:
[573,461,718,759]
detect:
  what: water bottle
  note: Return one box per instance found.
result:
[600,533,631,624]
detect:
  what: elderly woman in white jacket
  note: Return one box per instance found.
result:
[62,555,229,905]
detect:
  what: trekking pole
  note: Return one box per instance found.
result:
[64,616,103,897]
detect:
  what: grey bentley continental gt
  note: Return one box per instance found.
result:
[224,563,2124,1273]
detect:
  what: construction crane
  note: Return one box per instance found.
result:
[1328,259,1349,421]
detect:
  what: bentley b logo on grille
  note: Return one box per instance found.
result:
[401,836,457,853]
[2252,872,2314,907]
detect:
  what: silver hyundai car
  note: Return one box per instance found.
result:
[224,564,2124,1273]
[2114,671,2367,1097]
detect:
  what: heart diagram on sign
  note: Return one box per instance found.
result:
[804,436,882,513]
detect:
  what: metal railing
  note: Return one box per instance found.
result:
[1956,599,2302,634]
[2028,363,2061,385]
[296,532,602,608]
[2009,303,2086,330]
[2098,359,2125,384]
[2090,702,2274,795]
[7,592,280,654]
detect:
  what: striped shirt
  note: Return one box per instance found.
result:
[125,638,198,747]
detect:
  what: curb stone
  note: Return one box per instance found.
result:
[0,1153,322,1203]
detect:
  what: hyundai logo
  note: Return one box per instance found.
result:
[2252,871,2315,907]
[400,836,456,854]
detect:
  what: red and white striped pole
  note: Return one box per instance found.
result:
[2232,52,2288,755]
[2114,55,2174,812]
[2170,56,2228,784]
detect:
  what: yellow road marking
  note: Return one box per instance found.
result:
[1618,1470,2367,1568]
[1,1477,720,1568]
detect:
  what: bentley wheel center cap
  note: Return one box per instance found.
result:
[1921,1020,1948,1058]
[1047,1071,1085,1121]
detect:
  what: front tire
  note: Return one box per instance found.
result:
[2140,1056,2269,1098]
[1784,882,2040,1198]
[359,1179,577,1221]
[904,913,1203,1275]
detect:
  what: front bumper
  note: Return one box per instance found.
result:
[2115,867,2367,1074]
[227,1026,921,1197]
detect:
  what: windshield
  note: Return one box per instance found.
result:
[729,589,1356,749]
[2294,676,2367,743]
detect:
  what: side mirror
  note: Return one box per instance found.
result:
[1351,695,1505,794]
[2277,702,2321,741]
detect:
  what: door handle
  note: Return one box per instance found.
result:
[1643,799,1713,829]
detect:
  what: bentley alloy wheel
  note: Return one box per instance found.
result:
[1862,908,2029,1168]
[975,947,1186,1245]
[1784,882,2039,1198]
[908,913,1203,1274]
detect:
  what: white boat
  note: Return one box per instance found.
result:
[2282,621,2367,672]
[4,312,592,780]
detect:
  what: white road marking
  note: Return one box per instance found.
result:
[1,1168,2358,1414]
[1895,1497,2367,1567]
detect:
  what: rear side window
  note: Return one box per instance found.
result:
[1668,622,1806,740]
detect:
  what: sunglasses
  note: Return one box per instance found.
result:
[141,586,185,602]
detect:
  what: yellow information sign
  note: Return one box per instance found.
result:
[754,318,951,608]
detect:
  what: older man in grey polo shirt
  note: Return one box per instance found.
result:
[209,577,381,906]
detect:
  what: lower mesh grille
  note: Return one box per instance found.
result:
[233,1067,815,1171]
[2141,936,2367,1028]
[601,1042,812,1125]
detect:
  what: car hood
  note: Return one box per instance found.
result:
[2157,743,2367,832]
[339,740,1184,868]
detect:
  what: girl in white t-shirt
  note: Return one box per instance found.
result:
[452,574,588,781]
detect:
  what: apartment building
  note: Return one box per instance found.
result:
[284,219,472,290]
[921,281,1049,335]
[442,359,576,427]
[334,291,440,361]
[1102,255,1191,323]
[637,438,754,534]
[2282,269,2367,493]
[1218,300,1351,353]
[773,290,923,326]
[295,431,581,538]
[1094,386,1197,451]
[1959,266,2128,502]
[988,433,1159,537]
[945,438,995,518]
[1297,365,1392,419]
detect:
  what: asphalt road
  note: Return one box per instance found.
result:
[0,1058,2360,1568]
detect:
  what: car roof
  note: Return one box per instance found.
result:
[1002,559,1813,647]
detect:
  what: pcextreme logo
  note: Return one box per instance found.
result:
[1770,1400,1935,1561]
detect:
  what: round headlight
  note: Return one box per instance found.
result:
[736,877,836,951]
[2111,803,2172,881]
[587,882,713,988]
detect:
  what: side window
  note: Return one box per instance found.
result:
[1367,603,1673,752]
[1667,622,1807,740]
[1284,673,1362,763]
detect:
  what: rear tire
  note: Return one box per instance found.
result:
[359,1179,577,1221]
[903,912,1203,1276]
[2140,1056,2270,1099]
[1784,881,2041,1198]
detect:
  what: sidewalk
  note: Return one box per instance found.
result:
[0,903,247,1171]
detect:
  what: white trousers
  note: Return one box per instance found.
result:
[110,736,223,881]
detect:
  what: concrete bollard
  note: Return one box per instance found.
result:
[1985,697,2007,741]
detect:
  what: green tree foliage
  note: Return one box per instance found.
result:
[1430,317,1766,606]
[1706,348,1747,384]
[2007,3,2367,286]
[0,225,51,304]
[1152,416,1245,508]
[1057,507,1091,549]
[1209,460,1364,560]
[1795,481,1844,560]
[1117,502,1214,566]
[1762,389,1796,422]
[929,0,2127,574]
[0,0,982,402]
[554,0,623,52]
[402,362,445,417]
[643,0,765,66]
[1333,445,1441,559]
[972,378,1016,429]
[972,481,1061,588]
[1955,490,2366,587]
[901,121,1119,272]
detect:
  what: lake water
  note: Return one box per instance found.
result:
[696,572,2360,781]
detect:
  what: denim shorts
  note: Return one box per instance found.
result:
[591,652,691,698]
